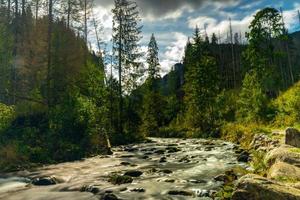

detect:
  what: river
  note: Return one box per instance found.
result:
[0,138,247,200]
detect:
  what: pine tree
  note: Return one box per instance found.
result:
[140,33,164,136]
[61,0,81,29]
[183,30,219,134]
[237,70,267,122]
[211,33,218,45]
[112,0,142,134]
[147,33,160,80]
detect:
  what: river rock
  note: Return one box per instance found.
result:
[265,145,300,167]
[124,170,143,177]
[232,174,300,200]
[250,134,280,152]
[120,162,131,166]
[168,190,193,196]
[188,179,207,184]
[80,185,100,194]
[160,169,173,174]
[214,170,238,184]
[268,161,300,181]
[109,175,133,185]
[159,157,167,163]
[164,179,175,183]
[154,149,165,154]
[237,151,250,162]
[130,188,145,192]
[31,176,58,186]
[285,128,300,148]
[100,193,120,200]
[166,147,180,153]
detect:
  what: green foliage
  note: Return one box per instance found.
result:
[140,82,166,137]
[250,150,268,176]
[272,81,300,127]
[184,55,219,133]
[157,127,187,138]
[214,90,239,123]
[243,8,285,92]
[237,70,268,122]
[221,123,271,149]
[0,103,14,132]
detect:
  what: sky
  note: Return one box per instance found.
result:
[92,0,300,75]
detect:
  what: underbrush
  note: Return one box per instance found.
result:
[220,123,271,149]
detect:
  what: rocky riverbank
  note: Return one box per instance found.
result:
[231,128,300,200]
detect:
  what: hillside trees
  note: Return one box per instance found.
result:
[236,70,267,122]
[183,28,220,134]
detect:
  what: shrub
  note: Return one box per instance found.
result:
[250,150,268,176]
[272,81,300,127]
[0,103,14,132]
[0,142,29,171]
[221,123,271,149]
[236,70,268,123]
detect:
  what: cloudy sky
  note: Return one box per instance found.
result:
[92,0,300,74]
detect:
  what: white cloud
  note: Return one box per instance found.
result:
[160,32,188,75]
[187,11,256,42]
[282,3,300,31]
[187,3,300,43]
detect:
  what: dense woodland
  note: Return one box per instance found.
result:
[0,0,300,171]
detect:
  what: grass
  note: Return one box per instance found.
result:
[220,122,272,149]
[289,148,300,154]
[275,176,299,184]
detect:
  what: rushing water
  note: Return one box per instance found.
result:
[0,138,246,200]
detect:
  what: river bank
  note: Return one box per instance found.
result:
[228,127,300,200]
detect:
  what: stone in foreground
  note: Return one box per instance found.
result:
[124,170,143,177]
[285,128,300,148]
[167,190,193,196]
[268,161,300,181]
[232,174,300,200]
[31,177,58,186]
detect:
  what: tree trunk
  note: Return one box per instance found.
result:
[67,0,71,28]
[47,0,53,107]
[118,11,123,134]
[35,0,39,21]
[21,0,25,16]
[84,0,87,45]
[7,0,11,19]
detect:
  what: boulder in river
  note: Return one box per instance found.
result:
[168,190,193,196]
[160,169,173,174]
[214,170,238,184]
[166,147,180,153]
[159,157,167,163]
[237,151,250,162]
[232,174,300,200]
[154,149,165,154]
[109,175,133,185]
[120,162,131,166]
[130,188,145,192]
[31,176,58,186]
[100,193,120,200]
[124,170,143,177]
[285,128,300,148]
[80,185,100,194]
